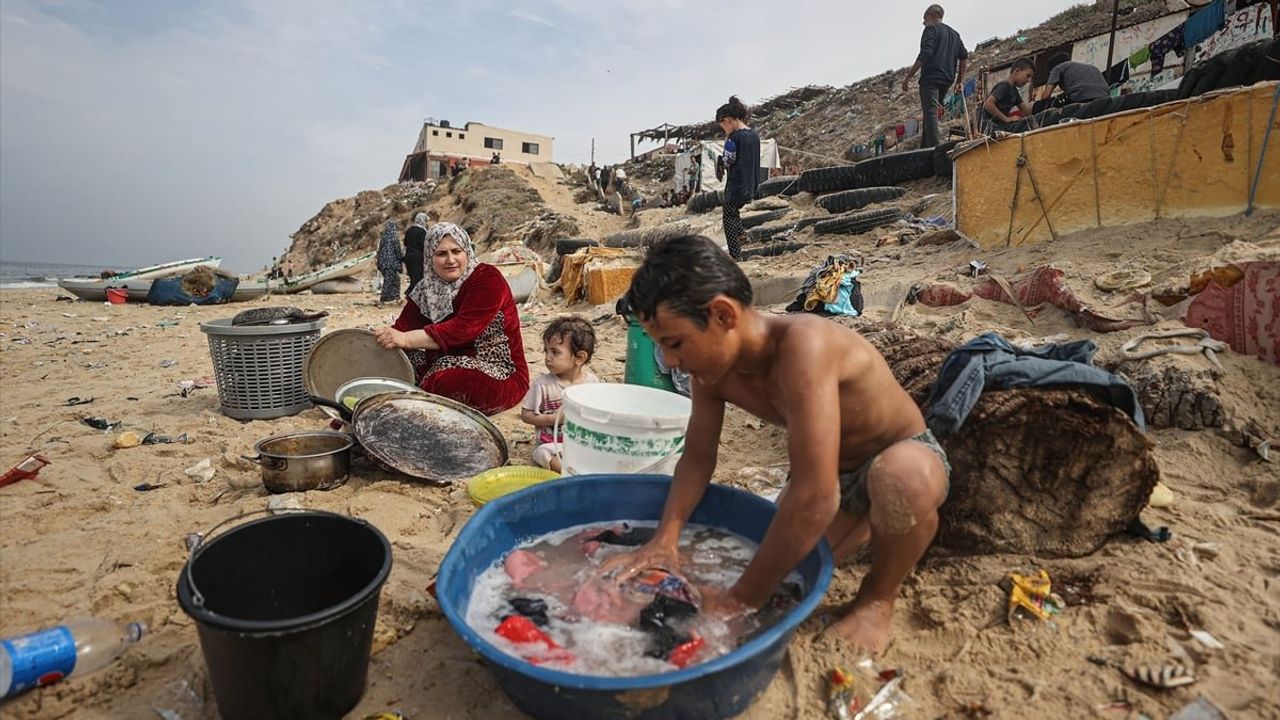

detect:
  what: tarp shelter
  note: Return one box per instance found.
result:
[672,139,781,193]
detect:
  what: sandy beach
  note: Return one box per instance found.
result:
[1,204,1278,719]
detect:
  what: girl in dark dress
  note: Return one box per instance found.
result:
[715,97,760,260]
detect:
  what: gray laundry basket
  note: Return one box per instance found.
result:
[201,318,325,420]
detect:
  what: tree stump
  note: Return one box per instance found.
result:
[854,321,1160,558]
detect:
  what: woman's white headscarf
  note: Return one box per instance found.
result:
[408,222,477,322]
[412,212,429,229]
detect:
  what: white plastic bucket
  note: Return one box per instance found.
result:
[558,384,692,476]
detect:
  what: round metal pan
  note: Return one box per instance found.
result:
[304,329,415,419]
[334,377,422,411]
[313,390,508,485]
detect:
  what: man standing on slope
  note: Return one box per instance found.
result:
[901,4,968,148]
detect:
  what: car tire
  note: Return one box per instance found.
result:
[815,186,909,214]
[813,207,904,236]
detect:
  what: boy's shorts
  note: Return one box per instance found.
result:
[532,442,561,469]
[837,429,951,519]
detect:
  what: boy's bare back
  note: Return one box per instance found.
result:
[703,313,925,472]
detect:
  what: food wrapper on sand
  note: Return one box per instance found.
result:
[1007,569,1064,622]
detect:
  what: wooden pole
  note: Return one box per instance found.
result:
[1104,0,1120,79]
[590,138,595,165]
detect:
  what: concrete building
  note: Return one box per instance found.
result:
[398,119,555,181]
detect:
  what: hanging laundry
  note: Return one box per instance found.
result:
[1128,45,1151,69]
[895,123,906,137]
[904,118,919,137]
[1149,24,1188,74]
[1106,58,1130,85]
[963,78,977,97]
[1183,0,1226,48]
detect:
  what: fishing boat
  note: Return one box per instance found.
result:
[57,256,223,301]
[60,277,273,303]
[278,252,375,294]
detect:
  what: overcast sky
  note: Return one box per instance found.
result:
[0,0,1083,270]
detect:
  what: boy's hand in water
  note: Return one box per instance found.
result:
[598,539,680,582]
[700,586,752,620]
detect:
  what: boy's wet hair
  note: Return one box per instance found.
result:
[543,315,596,360]
[1048,52,1070,69]
[625,235,753,328]
[715,96,750,123]
[1011,58,1035,73]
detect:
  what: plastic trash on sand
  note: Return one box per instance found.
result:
[825,659,912,719]
[0,454,50,488]
[1006,569,1064,622]
[184,458,215,483]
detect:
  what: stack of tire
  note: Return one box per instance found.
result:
[797,141,956,195]
[1178,37,1279,98]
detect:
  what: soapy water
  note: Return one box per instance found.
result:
[465,521,803,677]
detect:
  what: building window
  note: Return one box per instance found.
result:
[432,130,439,136]
[484,137,503,150]
[522,142,540,155]
[446,132,453,138]
[459,133,465,140]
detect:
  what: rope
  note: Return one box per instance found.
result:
[1247,83,1280,216]
[1021,150,1059,243]
[1005,138,1025,248]
[776,144,857,166]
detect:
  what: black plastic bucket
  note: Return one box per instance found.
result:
[176,511,392,720]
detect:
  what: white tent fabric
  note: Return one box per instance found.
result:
[672,139,780,193]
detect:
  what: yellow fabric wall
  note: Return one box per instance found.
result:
[956,82,1280,250]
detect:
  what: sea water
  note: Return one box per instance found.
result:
[464,521,803,677]
[0,260,119,289]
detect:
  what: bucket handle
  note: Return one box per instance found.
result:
[553,410,564,467]
[183,508,365,610]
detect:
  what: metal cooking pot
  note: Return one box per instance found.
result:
[242,430,354,494]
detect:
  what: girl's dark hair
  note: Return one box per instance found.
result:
[715,96,750,123]
[625,235,752,328]
[543,316,597,359]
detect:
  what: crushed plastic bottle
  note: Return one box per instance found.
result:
[1,617,145,698]
[0,455,50,488]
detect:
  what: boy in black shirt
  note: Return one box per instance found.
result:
[901,4,968,148]
[982,58,1034,134]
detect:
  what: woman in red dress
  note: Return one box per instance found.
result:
[373,222,529,415]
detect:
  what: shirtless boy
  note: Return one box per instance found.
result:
[604,235,950,653]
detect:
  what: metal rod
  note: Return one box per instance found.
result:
[1105,0,1120,76]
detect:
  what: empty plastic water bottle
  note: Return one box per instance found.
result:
[1,617,144,698]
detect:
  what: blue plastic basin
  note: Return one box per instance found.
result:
[437,474,834,720]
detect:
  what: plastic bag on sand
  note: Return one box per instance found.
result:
[184,459,215,483]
